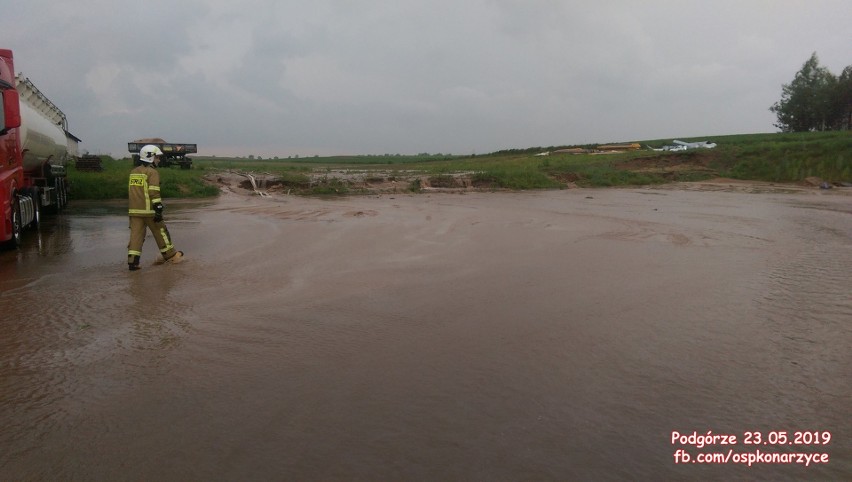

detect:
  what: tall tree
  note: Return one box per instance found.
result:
[770,52,837,132]
[831,65,852,130]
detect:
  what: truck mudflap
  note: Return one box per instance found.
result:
[54,177,68,209]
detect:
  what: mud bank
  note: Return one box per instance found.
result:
[206,167,852,197]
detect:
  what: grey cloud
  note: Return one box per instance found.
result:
[3,0,850,157]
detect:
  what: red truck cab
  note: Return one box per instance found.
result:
[0,49,26,248]
[0,49,72,249]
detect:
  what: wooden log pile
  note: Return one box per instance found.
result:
[75,155,103,172]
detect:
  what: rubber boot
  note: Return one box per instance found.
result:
[128,255,141,271]
[166,251,185,264]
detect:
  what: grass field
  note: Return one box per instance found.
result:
[68,131,851,200]
[68,161,220,200]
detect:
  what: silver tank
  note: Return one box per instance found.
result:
[15,74,69,172]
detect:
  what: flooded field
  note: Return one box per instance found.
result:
[1,186,850,480]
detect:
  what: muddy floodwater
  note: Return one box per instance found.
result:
[1,186,850,480]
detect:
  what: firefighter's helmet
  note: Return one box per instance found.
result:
[139,145,163,163]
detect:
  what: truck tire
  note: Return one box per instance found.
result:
[1,196,22,250]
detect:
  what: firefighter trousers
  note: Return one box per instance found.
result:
[127,216,177,264]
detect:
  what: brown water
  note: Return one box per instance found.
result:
[1,188,850,480]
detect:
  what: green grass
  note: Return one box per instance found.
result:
[67,131,851,199]
[641,131,851,181]
[715,132,851,182]
[471,164,563,190]
[67,158,219,201]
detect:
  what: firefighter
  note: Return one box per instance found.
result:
[127,144,184,270]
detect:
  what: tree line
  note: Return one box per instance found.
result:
[770,52,852,132]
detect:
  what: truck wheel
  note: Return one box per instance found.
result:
[1,196,22,250]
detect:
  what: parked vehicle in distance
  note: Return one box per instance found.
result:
[128,138,197,169]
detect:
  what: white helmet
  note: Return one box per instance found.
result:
[139,144,163,163]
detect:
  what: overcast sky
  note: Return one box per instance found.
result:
[4,0,850,157]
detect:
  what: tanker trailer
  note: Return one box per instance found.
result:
[0,49,76,249]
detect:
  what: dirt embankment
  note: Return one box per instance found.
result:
[205,157,852,197]
[204,170,495,196]
[614,152,718,178]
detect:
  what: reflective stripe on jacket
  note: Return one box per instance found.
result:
[128,165,162,216]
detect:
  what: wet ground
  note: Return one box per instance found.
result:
[1,186,850,480]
